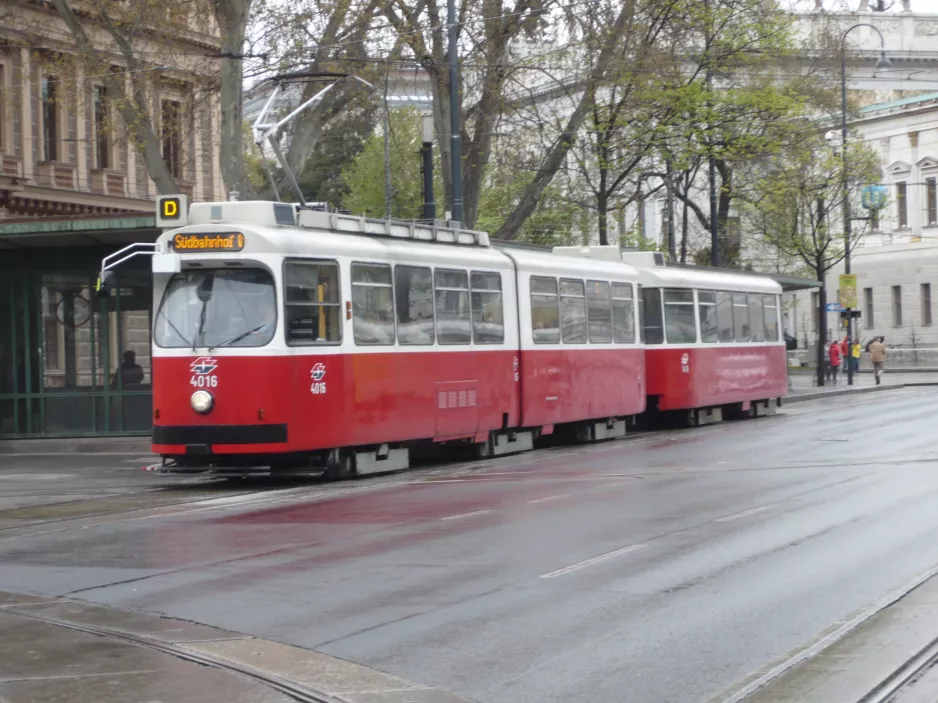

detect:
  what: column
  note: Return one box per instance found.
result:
[192,94,204,201]
[909,131,921,240]
[75,64,88,191]
[19,48,32,183]
[212,92,222,200]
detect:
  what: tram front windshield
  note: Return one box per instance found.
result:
[155,269,276,349]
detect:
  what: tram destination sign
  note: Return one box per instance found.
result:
[172,232,245,252]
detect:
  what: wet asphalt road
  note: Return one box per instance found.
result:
[3,388,938,703]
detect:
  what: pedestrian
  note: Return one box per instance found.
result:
[852,338,862,374]
[111,350,144,389]
[828,340,841,383]
[869,336,887,385]
[840,335,849,375]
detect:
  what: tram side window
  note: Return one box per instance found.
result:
[763,294,780,341]
[435,269,471,344]
[560,279,587,343]
[352,263,395,345]
[716,291,734,342]
[642,287,664,345]
[698,290,718,343]
[284,261,341,345]
[470,271,504,344]
[733,293,750,342]
[663,289,697,344]
[748,294,765,342]
[530,277,560,344]
[612,283,635,344]
[587,280,612,343]
[395,266,434,345]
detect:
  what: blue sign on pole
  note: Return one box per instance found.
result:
[826,302,844,313]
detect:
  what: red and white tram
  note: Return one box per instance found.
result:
[126,200,645,476]
[556,246,787,425]
[97,198,787,477]
[634,263,786,424]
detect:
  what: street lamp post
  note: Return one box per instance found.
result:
[840,23,890,386]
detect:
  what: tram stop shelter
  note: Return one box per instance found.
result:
[0,214,159,438]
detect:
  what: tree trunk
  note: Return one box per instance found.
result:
[816,260,827,388]
[433,67,453,219]
[213,0,249,197]
[637,183,645,248]
[494,0,636,240]
[716,160,734,263]
[680,182,689,263]
[597,163,609,245]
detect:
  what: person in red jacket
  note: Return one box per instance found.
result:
[828,340,842,383]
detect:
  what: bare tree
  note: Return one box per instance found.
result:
[380,0,555,227]
[494,0,637,239]
[561,0,681,244]
[248,0,392,195]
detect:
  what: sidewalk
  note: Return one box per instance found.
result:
[785,371,938,403]
[735,568,938,703]
[0,591,471,703]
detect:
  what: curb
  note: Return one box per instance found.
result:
[0,436,150,455]
[785,384,906,404]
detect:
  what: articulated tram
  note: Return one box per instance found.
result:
[98,198,786,478]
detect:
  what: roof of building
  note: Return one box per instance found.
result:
[859,91,938,115]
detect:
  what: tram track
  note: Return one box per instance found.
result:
[3,606,343,703]
[859,634,938,703]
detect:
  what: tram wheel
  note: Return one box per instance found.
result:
[475,434,493,460]
[323,450,356,481]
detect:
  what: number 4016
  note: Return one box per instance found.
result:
[190,375,218,388]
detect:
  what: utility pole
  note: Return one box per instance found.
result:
[421,113,436,221]
[705,0,719,267]
[447,0,463,225]
[382,66,392,219]
[839,23,890,385]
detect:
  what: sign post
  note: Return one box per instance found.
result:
[839,273,858,385]
[838,274,857,309]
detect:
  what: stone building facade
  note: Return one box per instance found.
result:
[0,0,226,437]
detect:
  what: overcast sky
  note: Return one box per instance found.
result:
[786,0,921,10]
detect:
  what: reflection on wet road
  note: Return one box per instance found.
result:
[3,388,938,703]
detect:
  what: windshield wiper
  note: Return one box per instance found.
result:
[160,314,193,348]
[208,323,266,351]
[193,300,209,351]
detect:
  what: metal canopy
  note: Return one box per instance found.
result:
[0,215,159,250]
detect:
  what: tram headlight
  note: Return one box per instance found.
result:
[190,390,214,414]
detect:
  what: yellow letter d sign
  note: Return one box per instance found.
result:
[156,194,188,228]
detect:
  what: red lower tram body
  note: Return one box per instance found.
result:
[152,347,647,470]
[644,345,788,424]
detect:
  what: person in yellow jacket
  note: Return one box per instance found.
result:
[851,339,862,374]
